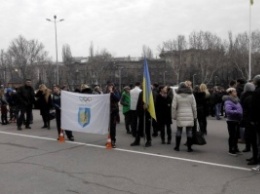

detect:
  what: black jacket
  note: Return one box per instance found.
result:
[16,85,35,108]
[155,94,172,125]
[240,91,254,123]
[252,86,260,124]
[194,92,208,119]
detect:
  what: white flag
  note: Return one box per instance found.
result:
[61,91,110,134]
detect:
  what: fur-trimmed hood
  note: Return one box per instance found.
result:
[176,87,192,95]
[222,95,240,104]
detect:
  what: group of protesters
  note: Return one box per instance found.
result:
[119,75,260,171]
[1,75,260,171]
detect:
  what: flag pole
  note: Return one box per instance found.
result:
[248,0,252,80]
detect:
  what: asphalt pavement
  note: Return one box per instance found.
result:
[0,109,259,194]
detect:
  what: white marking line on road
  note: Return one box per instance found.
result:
[0,131,251,172]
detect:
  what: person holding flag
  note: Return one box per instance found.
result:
[130,59,156,147]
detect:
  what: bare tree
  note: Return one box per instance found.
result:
[142,45,153,59]
[7,35,48,81]
[160,35,187,84]
[188,31,225,84]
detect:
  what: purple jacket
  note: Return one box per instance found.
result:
[224,97,243,122]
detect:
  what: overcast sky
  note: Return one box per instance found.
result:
[1,0,260,61]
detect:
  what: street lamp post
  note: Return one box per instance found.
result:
[163,71,167,85]
[192,74,197,87]
[46,15,64,84]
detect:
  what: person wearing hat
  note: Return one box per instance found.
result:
[240,82,258,165]
[172,82,197,152]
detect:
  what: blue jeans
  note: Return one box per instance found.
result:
[215,103,222,120]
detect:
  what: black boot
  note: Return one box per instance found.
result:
[187,137,193,152]
[130,138,140,146]
[167,137,172,144]
[47,121,50,129]
[174,136,181,151]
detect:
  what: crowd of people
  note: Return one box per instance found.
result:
[1,75,260,171]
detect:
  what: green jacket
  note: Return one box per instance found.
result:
[120,91,130,114]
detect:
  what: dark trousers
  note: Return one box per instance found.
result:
[160,124,172,142]
[110,113,117,142]
[130,110,138,136]
[124,111,132,132]
[41,108,50,127]
[17,106,32,127]
[1,113,7,124]
[198,116,207,135]
[245,123,258,161]
[152,119,159,135]
[227,121,239,152]
[255,124,260,161]
[135,111,151,142]
[55,109,73,138]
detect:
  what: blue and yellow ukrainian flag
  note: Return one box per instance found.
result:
[143,58,156,120]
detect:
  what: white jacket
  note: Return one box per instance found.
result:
[130,86,142,110]
[172,88,197,127]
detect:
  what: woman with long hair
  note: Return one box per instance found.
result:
[35,84,52,129]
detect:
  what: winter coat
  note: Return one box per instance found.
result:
[120,91,130,114]
[223,96,243,122]
[130,86,142,110]
[212,92,223,104]
[240,91,254,124]
[35,90,52,115]
[193,92,208,119]
[252,86,260,124]
[16,85,35,109]
[156,93,172,125]
[109,92,120,116]
[172,87,197,127]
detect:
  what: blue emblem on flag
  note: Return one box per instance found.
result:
[78,107,91,127]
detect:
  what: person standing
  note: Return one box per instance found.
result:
[35,84,52,129]
[105,83,120,148]
[252,75,260,171]
[130,82,142,137]
[0,90,8,125]
[130,91,152,147]
[152,83,159,137]
[120,86,131,134]
[212,86,223,120]
[193,85,208,136]
[156,86,173,144]
[172,82,197,152]
[223,88,243,156]
[52,85,74,141]
[199,83,210,135]
[240,83,258,165]
[16,79,35,130]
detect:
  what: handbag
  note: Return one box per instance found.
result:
[192,119,207,145]
[48,111,56,120]
[192,131,207,145]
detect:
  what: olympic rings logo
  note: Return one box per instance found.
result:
[79,97,92,103]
